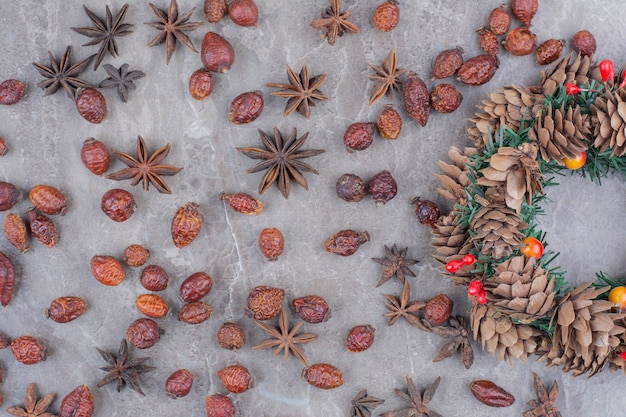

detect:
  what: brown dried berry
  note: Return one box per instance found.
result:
[166,369,194,399]
[127,318,163,349]
[101,188,136,222]
[0,79,26,105]
[180,272,213,302]
[204,0,227,23]
[219,192,264,215]
[229,91,264,124]
[346,325,375,352]
[46,296,87,323]
[377,104,402,140]
[171,202,202,249]
[432,47,463,80]
[325,229,370,256]
[206,393,236,417]
[503,27,537,56]
[75,87,107,124]
[90,255,125,286]
[60,385,94,417]
[80,138,110,175]
[259,227,284,261]
[511,0,538,27]
[430,83,463,114]
[29,184,68,216]
[535,39,564,65]
[572,30,596,57]
[201,32,236,73]
[367,170,397,206]
[336,174,366,203]
[136,294,170,319]
[344,122,375,153]
[291,295,331,324]
[0,251,16,306]
[227,0,259,27]
[0,182,20,211]
[217,322,246,350]
[457,54,498,86]
[189,68,214,101]
[179,301,214,324]
[423,294,454,326]
[487,6,511,35]
[217,364,253,394]
[302,363,343,389]
[245,285,285,320]
[477,27,499,56]
[0,333,8,349]
[25,208,57,248]
[411,197,440,228]
[10,336,47,364]
[470,380,515,407]
[372,0,399,32]
[140,265,169,292]
[4,212,29,253]
[402,72,430,127]
[122,244,150,267]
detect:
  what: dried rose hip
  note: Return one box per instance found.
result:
[0,182,20,211]
[29,184,68,216]
[220,192,264,215]
[166,369,194,399]
[204,0,227,23]
[430,83,463,114]
[470,380,515,407]
[302,363,343,389]
[227,0,259,27]
[511,0,538,27]
[189,68,214,101]
[25,207,57,248]
[367,170,397,205]
[90,255,125,286]
[180,272,213,302]
[46,296,87,323]
[10,336,47,364]
[412,197,440,228]
[0,333,8,349]
[80,138,110,175]
[346,325,375,352]
[179,301,214,324]
[457,54,498,86]
[503,27,537,56]
[136,294,170,319]
[60,385,94,417]
[206,393,236,417]
[432,47,463,80]
[259,227,284,261]
[217,322,245,350]
[201,32,235,73]
[0,79,26,105]
[344,122,375,153]
[423,294,454,326]
[477,27,499,56]
[75,87,107,124]
[123,244,150,267]
[487,6,511,35]
[140,265,169,291]
[377,104,402,140]
[372,0,399,32]
[402,72,430,127]
[292,295,331,324]
[535,39,564,65]
[101,188,136,222]
[229,91,264,124]
[0,251,16,306]
[245,285,284,320]
[325,229,370,256]
[217,365,253,394]
[4,212,29,253]
[572,30,596,57]
[336,174,366,202]
[127,318,163,349]
[171,202,202,248]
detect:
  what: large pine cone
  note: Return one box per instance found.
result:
[434,146,477,206]
[431,214,476,286]
[539,52,600,96]
[590,88,626,157]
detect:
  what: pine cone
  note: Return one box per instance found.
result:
[486,256,556,323]
[528,103,590,164]
[434,146,478,206]
[431,214,476,286]
[590,88,626,157]
[539,52,600,96]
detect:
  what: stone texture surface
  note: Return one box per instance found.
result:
[0,0,625,416]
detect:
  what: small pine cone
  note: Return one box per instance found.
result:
[433,146,477,206]
[539,52,600,96]
[590,89,626,157]
[430,214,476,286]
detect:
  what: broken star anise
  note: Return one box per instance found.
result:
[426,315,474,369]
[32,46,94,99]
[381,376,442,417]
[351,387,385,417]
[522,372,562,417]
[96,339,156,395]
[71,4,133,70]
[99,63,145,103]
[367,50,407,105]
[237,127,325,199]
[106,135,183,194]
[310,0,359,46]
[372,244,419,287]
[7,383,56,417]
[383,280,427,329]
[266,64,328,119]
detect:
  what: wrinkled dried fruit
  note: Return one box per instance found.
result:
[572,30,596,57]
[372,0,399,32]
[432,47,463,79]
[75,87,107,124]
[217,364,253,394]
[470,380,515,407]
[189,68,214,100]
[47,296,87,323]
[228,0,259,27]
[344,122,375,153]
[206,393,236,417]
[259,227,284,261]
[25,207,57,248]
[10,336,47,364]
[511,0,538,27]
[487,6,511,35]
[0,333,8,349]
[204,0,227,23]
[101,188,136,222]
[430,83,463,114]
[367,170,397,205]
[201,32,236,73]
[303,363,343,389]
[179,272,213,303]
[457,54,498,86]
[60,385,94,417]
[229,91,264,124]
[219,192,264,215]
[123,244,150,267]
[477,27,499,56]
[217,322,246,350]
[423,294,454,326]
[0,251,15,306]
[90,255,125,286]
[245,285,284,320]
[140,264,169,291]
[179,301,213,324]
[402,72,430,126]
[0,79,26,105]
[136,294,170,319]
[127,318,163,349]
[346,325,375,352]
[503,27,537,56]
[4,212,29,253]
[0,182,20,211]
[411,197,440,228]
[291,295,331,323]
[336,173,366,202]
[171,202,202,249]
[166,369,194,399]
[30,184,68,216]
[325,229,370,256]
[80,138,110,175]
[535,38,564,65]
[377,104,402,140]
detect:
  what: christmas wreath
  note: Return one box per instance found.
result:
[431,52,626,377]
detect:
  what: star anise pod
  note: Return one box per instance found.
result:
[522,372,562,417]
[367,50,407,105]
[146,0,204,65]
[99,63,146,103]
[32,46,94,99]
[266,64,329,119]
[71,4,133,70]
[237,127,325,199]
[426,315,474,369]
[96,339,156,395]
[381,376,442,417]
[372,244,419,287]
[310,0,359,46]
[351,387,385,417]
[106,135,183,194]
[252,306,319,366]
[383,280,427,329]
[7,383,57,417]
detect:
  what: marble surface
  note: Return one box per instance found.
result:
[0,0,625,416]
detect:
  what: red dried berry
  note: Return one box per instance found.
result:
[101,188,136,222]
[377,104,402,140]
[344,122,375,153]
[325,229,370,256]
[25,208,57,248]
[367,170,397,206]
[4,212,30,253]
[572,30,596,57]
[166,369,194,399]
[0,182,20,212]
[80,138,110,175]
[206,393,236,417]
[372,0,399,32]
[0,79,26,105]
[140,264,169,291]
[29,184,68,216]
[122,244,150,267]
[336,174,366,203]
[470,380,515,407]
[423,294,454,326]
[430,84,463,114]
[136,294,170,319]
[10,336,47,364]
[245,285,285,320]
[46,296,87,323]
[511,0,538,27]
[227,0,259,27]
[217,364,253,394]
[75,87,107,124]
[402,72,430,126]
[477,27,499,56]
[457,54,498,86]
[171,202,202,249]
[535,39,564,65]
[204,0,227,23]
[219,192,264,215]
[178,301,213,324]
[411,197,440,228]
[0,251,16,306]
[302,363,343,389]
[201,32,236,73]
[291,295,331,324]
[346,325,375,352]
[180,272,214,303]
[217,322,246,350]
[90,255,125,286]
[487,6,511,35]
[127,318,163,349]
[189,68,214,101]
[59,385,94,417]
[503,27,537,56]
[259,227,284,261]
[432,47,464,80]
[229,91,264,124]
